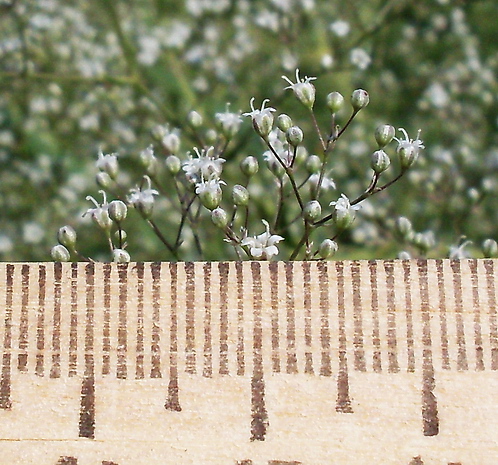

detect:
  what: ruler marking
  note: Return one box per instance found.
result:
[450,260,468,371]
[383,261,400,373]
[68,263,78,377]
[203,262,213,378]
[402,261,415,373]
[56,457,78,465]
[418,260,439,437]
[269,262,281,373]
[219,262,230,375]
[468,260,484,371]
[435,260,451,370]
[335,261,353,413]
[165,263,181,411]
[236,261,245,376]
[18,264,29,372]
[185,262,196,375]
[117,264,128,379]
[150,263,162,379]
[79,263,95,439]
[285,262,298,374]
[36,264,47,376]
[318,262,331,377]
[135,263,145,379]
[50,263,62,378]
[484,260,498,369]
[302,262,313,375]
[351,261,367,372]
[0,264,14,409]
[102,264,111,376]
[368,261,382,373]
[250,262,268,441]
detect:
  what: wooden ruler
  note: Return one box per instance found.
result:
[0,260,497,465]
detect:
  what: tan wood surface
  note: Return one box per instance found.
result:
[0,260,497,465]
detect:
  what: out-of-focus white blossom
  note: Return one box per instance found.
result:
[241,220,284,259]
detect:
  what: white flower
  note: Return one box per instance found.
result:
[242,98,276,138]
[350,48,371,70]
[330,194,361,229]
[330,20,350,37]
[96,149,118,179]
[84,190,113,230]
[309,173,336,191]
[182,146,225,183]
[448,239,472,259]
[128,176,159,218]
[282,69,317,109]
[394,128,425,169]
[241,220,284,259]
[195,178,225,209]
[215,104,243,138]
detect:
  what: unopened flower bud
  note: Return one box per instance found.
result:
[115,229,127,243]
[140,146,158,175]
[303,200,322,222]
[371,150,391,174]
[413,231,435,253]
[319,239,338,259]
[97,153,119,179]
[57,225,77,249]
[211,207,229,229]
[162,133,180,154]
[165,155,181,175]
[188,110,203,128]
[395,216,413,240]
[113,248,130,263]
[398,145,419,170]
[326,91,344,113]
[375,124,395,148]
[108,200,128,222]
[240,156,259,177]
[266,157,285,178]
[276,114,293,132]
[96,171,113,188]
[51,244,70,262]
[232,184,249,206]
[198,183,222,210]
[351,89,369,111]
[397,251,411,260]
[286,126,304,147]
[482,238,498,258]
[205,129,218,145]
[306,154,322,174]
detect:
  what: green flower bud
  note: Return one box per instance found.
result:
[375,124,395,148]
[351,89,369,111]
[211,207,229,229]
[266,157,285,179]
[96,171,113,189]
[57,225,77,249]
[398,145,419,170]
[276,114,293,132]
[108,200,128,223]
[115,229,127,243]
[205,129,218,145]
[112,248,130,263]
[240,156,259,177]
[303,200,322,222]
[188,110,203,128]
[326,91,344,113]
[162,133,180,154]
[319,239,338,259]
[197,181,223,210]
[306,154,322,174]
[371,150,391,174]
[394,216,413,240]
[165,155,181,175]
[232,184,249,206]
[482,238,498,258]
[286,126,304,147]
[51,244,70,262]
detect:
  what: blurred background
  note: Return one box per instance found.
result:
[1,0,498,261]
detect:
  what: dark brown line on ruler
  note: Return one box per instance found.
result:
[318,262,331,376]
[435,260,450,370]
[383,261,400,373]
[269,262,280,373]
[250,262,268,441]
[165,263,181,411]
[69,263,78,377]
[203,262,212,378]
[219,262,230,375]
[18,264,29,372]
[56,457,78,465]
[79,263,95,439]
[50,263,62,378]
[450,260,468,371]
[185,262,196,375]
[335,261,353,413]
[135,263,145,379]
[151,263,162,378]
[418,260,439,437]
[285,262,298,374]
[469,260,484,371]
[402,261,415,373]
[236,261,245,376]
[351,261,366,372]
[102,264,111,376]
[117,264,128,379]
[368,261,382,373]
[1,264,14,409]
[102,462,119,465]
[37,264,47,377]
[269,461,303,465]
[484,260,498,369]
[302,262,313,375]
[409,457,424,465]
